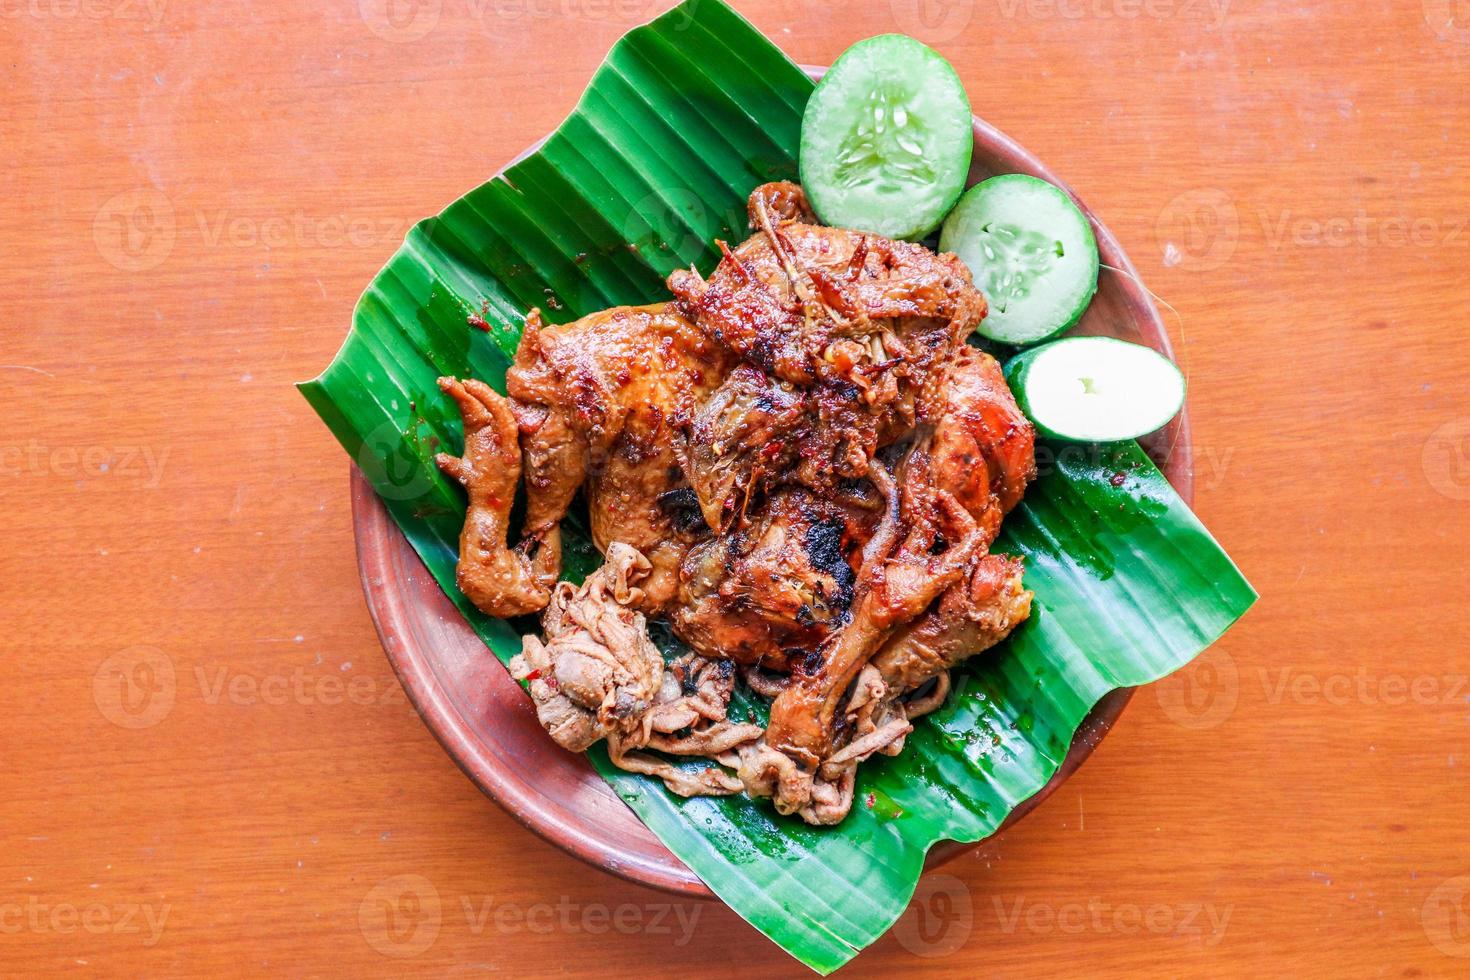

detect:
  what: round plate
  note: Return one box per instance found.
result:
[350,67,1193,899]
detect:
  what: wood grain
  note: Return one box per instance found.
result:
[2,1,1467,975]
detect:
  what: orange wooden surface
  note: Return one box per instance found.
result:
[4,0,1469,975]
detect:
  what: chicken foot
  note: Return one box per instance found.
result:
[435,376,558,617]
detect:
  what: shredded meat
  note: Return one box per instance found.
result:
[508,542,664,749]
[509,543,760,795]
[442,182,1038,824]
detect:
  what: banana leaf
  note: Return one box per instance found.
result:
[299,1,1255,971]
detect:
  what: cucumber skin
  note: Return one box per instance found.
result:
[943,174,1100,346]
[983,275,1099,348]
[799,35,973,242]
[1003,338,1185,443]
[1002,348,1066,440]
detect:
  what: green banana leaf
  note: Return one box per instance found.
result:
[299,1,1255,971]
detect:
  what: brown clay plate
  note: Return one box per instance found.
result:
[349,66,1192,899]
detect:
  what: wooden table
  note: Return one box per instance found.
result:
[4,1,1467,975]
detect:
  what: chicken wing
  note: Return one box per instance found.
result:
[931,345,1037,525]
[869,553,1033,697]
[507,304,731,612]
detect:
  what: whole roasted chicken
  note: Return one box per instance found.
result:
[435,183,1037,824]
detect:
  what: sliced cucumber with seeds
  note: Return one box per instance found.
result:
[800,35,973,240]
[940,174,1099,345]
[1004,337,1185,442]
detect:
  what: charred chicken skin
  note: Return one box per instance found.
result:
[673,486,877,671]
[438,183,1037,823]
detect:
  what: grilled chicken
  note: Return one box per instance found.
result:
[438,183,1038,822]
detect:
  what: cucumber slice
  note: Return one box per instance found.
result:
[940,174,1099,345]
[1004,337,1185,442]
[800,35,973,240]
